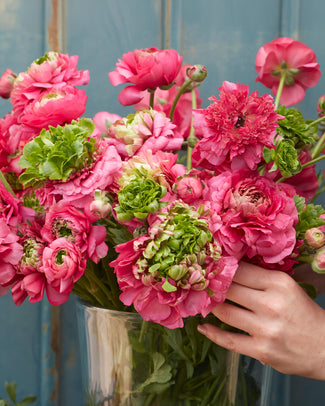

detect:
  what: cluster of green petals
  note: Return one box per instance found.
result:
[115,175,167,222]
[263,106,318,178]
[18,118,97,188]
[136,203,221,293]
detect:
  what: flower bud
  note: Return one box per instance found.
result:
[0,68,16,99]
[317,95,325,117]
[168,264,188,281]
[312,248,325,274]
[186,65,208,83]
[176,177,203,203]
[89,190,112,219]
[305,227,325,248]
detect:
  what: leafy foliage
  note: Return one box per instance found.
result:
[0,382,36,406]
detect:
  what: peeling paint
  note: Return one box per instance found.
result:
[47,0,66,53]
[67,348,76,366]
[49,306,60,402]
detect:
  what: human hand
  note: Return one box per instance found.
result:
[197,262,325,379]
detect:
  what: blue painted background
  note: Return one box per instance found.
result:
[0,0,324,404]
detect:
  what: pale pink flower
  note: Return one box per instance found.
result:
[312,248,325,273]
[42,237,87,304]
[108,109,181,158]
[255,37,321,106]
[109,47,182,106]
[0,69,16,99]
[93,111,122,134]
[191,81,282,172]
[203,169,299,265]
[20,86,87,129]
[305,228,325,248]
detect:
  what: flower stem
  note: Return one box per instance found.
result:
[186,89,197,171]
[169,79,194,122]
[312,131,325,159]
[149,89,155,109]
[308,115,325,129]
[274,72,286,110]
[0,170,17,198]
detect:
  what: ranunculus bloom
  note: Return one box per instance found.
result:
[93,111,122,134]
[10,52,89,115]
[109,47,182,106]
[203,169,299,265]
[0,220,23,293]
[20,86,88,129]
[42,237,87,304]
[108,109,182,158]
[110,202,238,329]
[0,69,16,99]
[134,64,202,139]
[35,141,123,209]
[191,81,282,172]
[255,37,321,106]
[41,204,108,263]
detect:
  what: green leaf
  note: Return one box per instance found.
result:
[5,381,16,403]
[136,352,173,393]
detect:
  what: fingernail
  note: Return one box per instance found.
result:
[197,324,207,334]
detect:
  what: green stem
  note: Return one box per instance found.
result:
[0,170,17,198]
[312,131,325,159]
[274,72,286,110]
[308,115,325,129]
[186,90,197,171]
[169,79,194,121]
[149,89,155,109]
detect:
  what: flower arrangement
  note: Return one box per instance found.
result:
[1,37,325,404]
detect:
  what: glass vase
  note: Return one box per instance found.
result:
[76,300,273,406]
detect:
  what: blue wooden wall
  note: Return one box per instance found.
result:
[0,0,325,404]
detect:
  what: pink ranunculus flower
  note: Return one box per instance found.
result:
[10,52,89,114]
[255,37,321,106]
[203,169,299,265]
[0,219,24,293]
[0,69,17,99]
[108,109,182,158]
[93,111,122,134]
[109,47,183,106]
[134,64,203,139]
[42,237,87,305]
[191,81,282,172]
[41,203,108,263]
[11,272,46,306]
[20,86,88,129]
[36,140,123,209]
[110,201,238,329]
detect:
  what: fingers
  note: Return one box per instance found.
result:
[226,282,265,311]
[197,323,255,359]
[211,301,256,333]
[232,262,276,290]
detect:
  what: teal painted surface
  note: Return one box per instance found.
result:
[0,0,325,405]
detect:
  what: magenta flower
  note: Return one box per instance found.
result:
[110,202,238,329]
[10,52,89,115]
[109,47,182,106]
[0,69,16,99]
[41,203,108,263]
[255,37,321,106]
[20,86,88,129]
[192,81,282,172]
[42,237,87,305]
[203,169,299,265]
[0,220,23,294]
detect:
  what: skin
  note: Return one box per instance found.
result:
[197,262,325,380]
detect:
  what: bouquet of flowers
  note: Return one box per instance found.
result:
[1,37,325,404]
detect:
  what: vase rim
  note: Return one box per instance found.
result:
[76,298,143,319]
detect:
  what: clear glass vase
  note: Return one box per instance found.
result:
[76,300,273,406]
